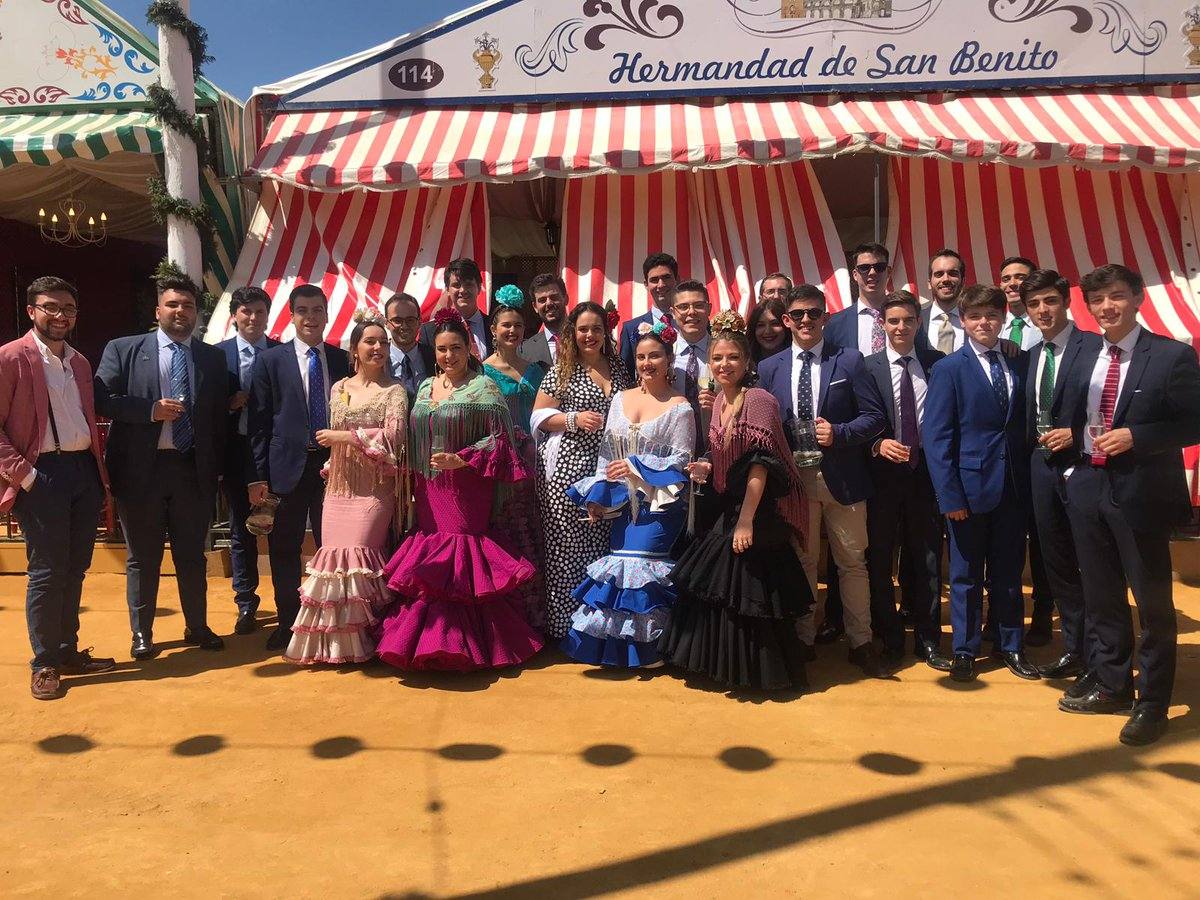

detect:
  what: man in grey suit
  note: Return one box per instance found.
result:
[95,274,231,660]
[519,273,569,369]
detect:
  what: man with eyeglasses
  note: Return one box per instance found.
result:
[757,272,793,307]
[671,281,715,451]
[216,286,278,634]
[757,285,888,678]
[0,277,113,699]
[385,292,432,403]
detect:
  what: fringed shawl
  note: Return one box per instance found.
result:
[709,387,807,540]
[326,381,410,529]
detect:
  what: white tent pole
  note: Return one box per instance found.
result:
[158,0,203,285]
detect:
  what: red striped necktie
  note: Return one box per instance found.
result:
[1091,345,1122,467]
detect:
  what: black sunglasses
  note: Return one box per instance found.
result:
[855,262,888,276]
[785,308,824,321]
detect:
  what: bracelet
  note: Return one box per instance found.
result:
[566,411,578,433]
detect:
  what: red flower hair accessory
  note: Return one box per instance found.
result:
[659,323,677,345]
[433,307,466,328]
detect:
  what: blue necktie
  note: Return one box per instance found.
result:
[307,346,327,445]
[797,350,814,421]
[987,350,1009,416]
[170,342,194,453]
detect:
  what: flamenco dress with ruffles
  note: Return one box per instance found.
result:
[482,362,547,630]
[563,393,696,667]
[661,388,815,690]
[376,374,544,671]
[285,382,409,665]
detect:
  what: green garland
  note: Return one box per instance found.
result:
[146,0,213,78]
[147,83,208,167]
[146,0,216,314]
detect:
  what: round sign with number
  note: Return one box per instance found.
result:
[388,59,445,92]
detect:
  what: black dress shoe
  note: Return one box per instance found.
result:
[815,621,844,644]
[949,653,976,682]
[1119,705,1169,746]
[798,642,816,663]
[881,645,905,669]
[1058,685,1134,714]
[997,649,1041,680]
[265,627,290,652]
[915,641,953,672]
[1039,652,1085,679]
[234,611,258,635]
[849,643,887,678]
[183,628,225,651]
[130,633,156,660]
[1024,618,1053,647]
[1063,670,1099,700]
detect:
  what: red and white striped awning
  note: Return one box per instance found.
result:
[248,86,1200,191]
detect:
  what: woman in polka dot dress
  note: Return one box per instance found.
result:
[531,302,633,639]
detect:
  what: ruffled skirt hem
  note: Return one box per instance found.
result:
[562,630,662,668]
[375,595,544,672]
[383,531,535,603]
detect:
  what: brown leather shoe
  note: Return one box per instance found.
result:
[31,667,62,700]
[59,647,117,675]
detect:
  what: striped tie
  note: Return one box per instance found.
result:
[170,341,194,453]
[1091,345,1122,467]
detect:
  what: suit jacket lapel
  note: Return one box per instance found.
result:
[960,343,999,413]
[1113,330,1152,425]
[817,345,835,414]
[139,332,162,401]
[1052,329,1082,408]
[869,355,895,431]
[20,334,50,442]
[283,340,307,406]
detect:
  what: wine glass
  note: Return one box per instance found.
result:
[690,452,711,496]
[1087,409,1107,456]
[430,432,446,474]
[1036,420,1053,453]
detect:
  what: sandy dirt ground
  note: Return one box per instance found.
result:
[2,571,1198,899]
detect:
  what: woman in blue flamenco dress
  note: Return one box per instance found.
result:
[563,322,696,667]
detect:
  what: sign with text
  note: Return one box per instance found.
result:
[278,0,1200,108]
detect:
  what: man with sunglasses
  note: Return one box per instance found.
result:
[758,285,888,678]
[0,277,113,700]
[825,243,894,356]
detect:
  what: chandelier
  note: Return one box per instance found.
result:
[38,198,108,247]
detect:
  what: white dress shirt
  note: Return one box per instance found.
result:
[927,302,965,351]
[22,332,92,490]
[157,329,196,450]
[1034,323,1074,422]
[1002,312,1043,350]
[968,336,1014,400]
[235,333,269,435]
[790,339,824,419]
[389,341,428,384]
[1082,325,1141,455]
[855,300,885,356]
[673,333,711,387]
[294,336,330,403]
[885,344,928,434]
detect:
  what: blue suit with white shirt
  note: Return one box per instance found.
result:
[922,339,1030,656]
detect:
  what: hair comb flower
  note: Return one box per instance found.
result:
[654,320,677,344]
[352,307,387,328]
[434,307,466,328]
[604,299,620,331]
[494,284,526,310]
[711,310,747,335]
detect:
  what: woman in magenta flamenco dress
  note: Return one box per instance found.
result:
[376,310,544,671]
[285,316,408,665]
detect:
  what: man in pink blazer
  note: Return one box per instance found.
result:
[0,277,113,700]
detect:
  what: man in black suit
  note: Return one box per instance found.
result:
[1058,264,1200,745]
[619,253,678,373]
[95,274,230,659]
[1021,270,1101,679]
[248,284,351,652]
[863,291,950,671]
[385,292,433,403]
[419,258,492,360]
[216,286,278,634]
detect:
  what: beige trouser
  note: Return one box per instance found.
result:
[796,467,872,648]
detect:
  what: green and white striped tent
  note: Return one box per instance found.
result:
[0,0,247,298]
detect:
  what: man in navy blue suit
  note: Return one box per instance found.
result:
[95,274,231,660]
[216,286,278,635]
[247,285,350,652]
[757,285,887,677]
[863,291,950,671]
[922,284,1039,683]
[1057,264,1200,745]
[1019,269,1101,680]
[824,243,893,357]
[619,253,677,373]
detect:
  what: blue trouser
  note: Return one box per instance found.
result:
[946,480,1026,656]
[12,452,104,670]
[268,451,326,630]
[223,434,259,615]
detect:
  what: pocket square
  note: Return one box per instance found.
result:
[829,378,847,386]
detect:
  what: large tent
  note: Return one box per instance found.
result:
[212,0,1200,494]
[0,0,246,357]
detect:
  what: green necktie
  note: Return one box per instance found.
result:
[1039,343,1056,426]
[1010,316,1025,347]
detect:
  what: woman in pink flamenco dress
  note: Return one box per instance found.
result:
[376,310,544,671]
[285,316,409,665]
